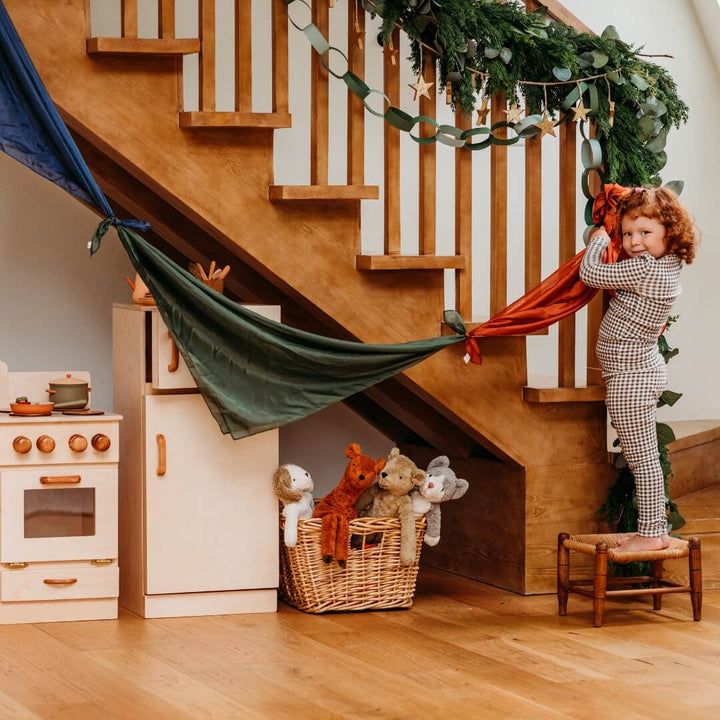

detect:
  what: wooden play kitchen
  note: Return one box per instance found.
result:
[113,303,279,618]
[0,361,121,624]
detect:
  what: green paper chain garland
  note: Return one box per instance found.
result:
[286,0,688,192]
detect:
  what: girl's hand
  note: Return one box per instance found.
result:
[588,226,611,244]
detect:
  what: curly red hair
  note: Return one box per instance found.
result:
[614,186,697,264]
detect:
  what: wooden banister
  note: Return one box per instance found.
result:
[347,0,366,187]
[311,0,330,185]
[418,54,436,256]
[158,0,175,39]
[199,0,216,112]
[383,29,401,255]
[490,89,508,315]
[455,108,473,319]
[272,0,289,115]
[524,0,542,296]
[235,0,252,113]
[558,115,577,387]
[120,0,138,39]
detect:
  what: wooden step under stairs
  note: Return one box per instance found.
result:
[660,422,720,589]
[6,0,643,594]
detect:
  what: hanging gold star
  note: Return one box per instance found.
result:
[571,98,591,123]
[409,73,434,101]
[504,102,523,124]
[534,111,557,137]
[476,96,490,125]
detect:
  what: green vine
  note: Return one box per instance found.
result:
[599,315,686,577]
[365,0,689,187]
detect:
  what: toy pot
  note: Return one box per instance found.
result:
[46,373,90,409]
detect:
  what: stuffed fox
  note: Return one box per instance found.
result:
[312,443,386,568]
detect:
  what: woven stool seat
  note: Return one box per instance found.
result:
[557,532,701,627]
[564,533,690,563]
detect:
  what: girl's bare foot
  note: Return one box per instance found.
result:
[613,534,670,553]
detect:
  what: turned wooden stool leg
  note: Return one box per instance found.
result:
[652,559,664,611]
[689,536,702,621]
[593,542,608,628]
[557,533,570,616]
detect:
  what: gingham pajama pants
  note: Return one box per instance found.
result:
[604,369,667,537]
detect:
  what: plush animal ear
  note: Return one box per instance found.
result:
[345,443,362,459]
[452,478,469,500]
[427,455,450,472]
[375,457,386,474]
[388,447,400,459]
[272,466,302,502]
[411,469,427,486]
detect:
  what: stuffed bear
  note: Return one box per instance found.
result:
[411,455,469,546]
[272,463,315,547]
[355,447,426,566]
[313,443,386,568]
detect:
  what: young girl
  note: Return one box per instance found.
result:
[580,187,696,554]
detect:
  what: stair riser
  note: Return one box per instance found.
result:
[664,532,720,589]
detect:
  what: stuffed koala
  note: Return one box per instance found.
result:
[355,447,426,565]
[411,455,468,546]
[272,463,315,547]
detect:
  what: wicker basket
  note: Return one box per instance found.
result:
[279,516,426,613]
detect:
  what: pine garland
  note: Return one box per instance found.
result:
[366,0,689,187]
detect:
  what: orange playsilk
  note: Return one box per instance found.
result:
[464,184,629,363]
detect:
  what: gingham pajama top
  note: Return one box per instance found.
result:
[580,236,682,537]
[580,236,682,374]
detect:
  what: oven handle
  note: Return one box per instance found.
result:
[156,434,166,476]
[43,578,78,585]
[39,475,81,485]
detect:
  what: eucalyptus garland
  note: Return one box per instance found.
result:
[365,0,689,187]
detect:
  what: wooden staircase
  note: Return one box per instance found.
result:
[7,0,718,594]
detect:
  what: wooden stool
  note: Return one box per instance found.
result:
[557,532,702,627]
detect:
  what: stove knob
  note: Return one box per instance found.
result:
[12,436,32,454]
[36,435,56,453]
[68,434,88,452]
[91,433,111,452]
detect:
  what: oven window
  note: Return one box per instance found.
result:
[24,488,96,538]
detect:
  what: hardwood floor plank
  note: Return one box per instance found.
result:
[0,569,719,719]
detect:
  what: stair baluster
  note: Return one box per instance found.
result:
[454,108,473,320]
[158,0,174,39]
[121,0,138,39]
[558,113,577,387]
[418,52,436,257]
[383,28,401,256]
[198,0,216,112]
[490,89,508,316]
[235,0,252,113]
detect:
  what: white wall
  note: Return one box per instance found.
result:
[2,1,717,495]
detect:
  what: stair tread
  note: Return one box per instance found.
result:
[180,112,292,129]
[608,419,720,453]
[523,386,605,403]
[357,255,465,270]
[87,37,200,56]
[269,185,379,201]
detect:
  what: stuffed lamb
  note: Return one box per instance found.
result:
[272,463,314,547]
[411,455,468,546]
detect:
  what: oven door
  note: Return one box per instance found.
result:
[0,466,117,563]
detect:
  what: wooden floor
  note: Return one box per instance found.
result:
[1,568,720,719]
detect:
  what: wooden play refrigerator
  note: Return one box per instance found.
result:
[112,304,279,618]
